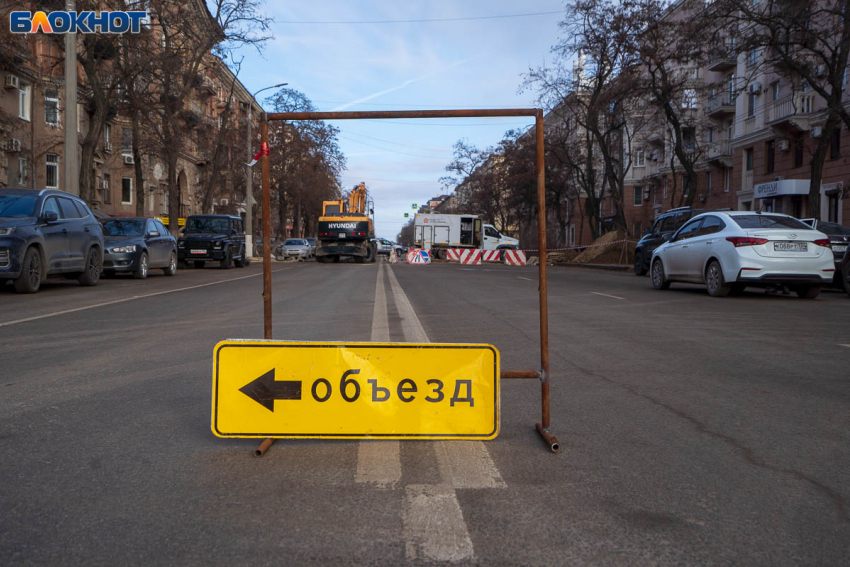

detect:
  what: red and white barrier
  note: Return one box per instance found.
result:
[459,249,482,265]
[503,250,527,266]
[482,250,501,262]
[446,249,462,261]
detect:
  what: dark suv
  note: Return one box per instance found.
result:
[800,219,850,289]
[177,215,249,269]
[0,189,104,293]
[634,207,721,275]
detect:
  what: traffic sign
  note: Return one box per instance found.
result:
[212,341,499,439]
[404,213,409,218]
[406,249,430,264]
[411,203,417,209]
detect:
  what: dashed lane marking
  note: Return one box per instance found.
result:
[841,344,850,348]
[0,268,293,328]
[518,276,533,281]
[356,261,402,488]
[591,291,625,300]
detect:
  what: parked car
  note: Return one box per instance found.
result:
[841,246,850,297]
[800,219,850,288]
[305,237,317,257]
[281,238,311,259]
[375,239,395,255]
[102,217,177,279]
[650,211,834,298]
[634,207,729,275]
[0,189,104,293]
[254,238,284,258]
[178,215,249,269]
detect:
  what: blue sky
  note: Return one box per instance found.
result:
[233,1,565,239]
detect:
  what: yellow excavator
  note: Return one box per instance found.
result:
[316,182,377,263]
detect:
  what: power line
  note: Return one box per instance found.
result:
[338,135,450,160]
[342,129,453,153]
[277,11,562,25]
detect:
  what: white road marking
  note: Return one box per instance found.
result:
[0,268,292,328]
[518,276,533,281]
[434,441,506,489]
[403,485,475,563]
[591,291,625,300]
[388,264,503,563]
[356,261,401,488]
[840,344,850,348]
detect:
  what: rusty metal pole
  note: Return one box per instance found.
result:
[534,110,559,453]
[256,115,275,458]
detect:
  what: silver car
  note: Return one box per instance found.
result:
[282,238,311,259]
[650,211,834,298]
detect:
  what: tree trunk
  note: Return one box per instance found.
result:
[132,110,145,216]
[167,150,180,235]
[807,119,839,219]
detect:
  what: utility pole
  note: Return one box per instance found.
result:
[246,83,286,258]
[63,0,78,195]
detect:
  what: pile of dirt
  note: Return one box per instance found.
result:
[572,231,635,265]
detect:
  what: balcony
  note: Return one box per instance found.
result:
[706,93,735,118]
[706,140,733,168]
[707,46,737,72]
[765,92,816,131]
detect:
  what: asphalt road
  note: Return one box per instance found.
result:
[1,259,848,566]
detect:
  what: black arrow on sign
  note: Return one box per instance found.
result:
[238,368,302,412]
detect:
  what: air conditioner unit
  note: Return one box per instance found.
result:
[4,75,19,89]
[778,139,790,151]
[8,138,22,152]
[123,155,135,165]
[220,198,229,206]
[811,126,823,137]
[747,82,761,94]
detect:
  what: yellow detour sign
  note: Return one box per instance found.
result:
[212,340,500,440]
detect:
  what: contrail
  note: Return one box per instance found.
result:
[330,57,475,111]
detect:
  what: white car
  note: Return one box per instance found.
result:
[650,211,834,298]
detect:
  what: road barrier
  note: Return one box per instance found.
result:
[482,250,501,262]
[407,249,431,264]
[249,107,559,456]
[459,249,482,265]
[446,249,462,262]
[503,250,527,266]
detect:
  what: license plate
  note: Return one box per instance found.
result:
[190,249,206,255]
[833,245,848,253]
[338,233,345,239]
[774,242,807,252]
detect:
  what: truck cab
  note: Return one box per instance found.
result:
[482,224,518,251]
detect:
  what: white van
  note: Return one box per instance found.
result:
[413,214,519,257]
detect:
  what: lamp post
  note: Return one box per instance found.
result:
[246,83,287,257]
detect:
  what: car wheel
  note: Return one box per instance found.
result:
[14,247,42,294]
[77,247,101,287]
[651,259,670,290]
[194,260,205,269]
[163,253,177,276]
[795,284,821,299]
[235,247,246,268]
[133,252,149,279]
[842,261,850,298]
[705,260,731,297]
[220,248,233,269]
[634,251,647,276]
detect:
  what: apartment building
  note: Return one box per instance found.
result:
[0,3,261,229]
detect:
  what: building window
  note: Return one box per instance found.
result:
[801,80,810,93]
[827,192,840,222]
[569,225,575,247]
[147,186,155,212]
[663,176,668,199]
[45,90,59,126]
[772,81,780,101]
[634,186,643,206]
[103,123,111,150]
[682,89,698,109]
[45,153,59,188]
[766,140,775,173]
[723,168,730,192]
[161,188,168,214]
[746,148,754,171]
[706,171,712,194]
[747,93,756,117]
[707,128,714,143]
[121,178,133,204]
[18,85,31,121]
[635,150,645,167]
[103,174,111,203]
[18,157,28,186]
[830,128,841,159]
[747,47,758,67]
[122,128,132,155]
[683,175,691,197]
[794,135,805,167]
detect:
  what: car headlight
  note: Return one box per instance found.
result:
[214,242,223,249]
[112,245,137,253]
[0,227,15,236]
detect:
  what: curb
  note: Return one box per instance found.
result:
[555,263,631,272]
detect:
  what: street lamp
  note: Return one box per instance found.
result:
[245,82,287,258]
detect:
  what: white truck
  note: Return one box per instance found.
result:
[413,213,519,259]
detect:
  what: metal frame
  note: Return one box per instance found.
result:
[254,109,557,456]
